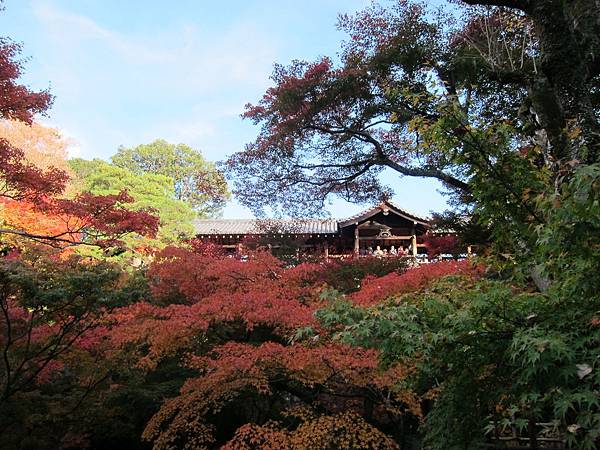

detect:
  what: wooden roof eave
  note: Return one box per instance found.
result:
[338,202,430,229]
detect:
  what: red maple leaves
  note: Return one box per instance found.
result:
[351,260,481,306]
[0,35,159,250]
[0,140,68,202]
[0,39,52,124]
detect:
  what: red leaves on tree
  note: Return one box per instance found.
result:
[0,34,158,250]
[2,187,159,249]
[111,248,324,369]
[224,411,400,450]
[0,199,74,243]
[351,260,481,306]
[0,39,52,124]
[242,58,333,128]
[422,233,462,258]
[148,246,284,303]
[143,341,418,448]
[0,148,159,249]
[186,341,382,391]
[0,139,68,202]
[46,191,160,245]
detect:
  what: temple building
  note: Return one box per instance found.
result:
[194,201,431,258]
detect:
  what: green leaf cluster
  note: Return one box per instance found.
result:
[69,158,196,259]
[111,139,230,216]
[316,271,600,449]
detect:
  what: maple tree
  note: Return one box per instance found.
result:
[0,38,52,124]
[0,129,159,250]
[0,252,139,403]
[98,245,424,448]
[142,341,417,449]
[225,0,599,217]
[0,22,159,251]
[0,249,154,450]
[0,120,72,175]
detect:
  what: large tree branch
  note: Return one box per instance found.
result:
[0,228,84,246]
[383,159,472,192]
[305,123,472,192]
[460,0,532,12]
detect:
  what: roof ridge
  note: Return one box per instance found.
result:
[338,201,430,225]
[385,200,430,222]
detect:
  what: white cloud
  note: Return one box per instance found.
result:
[33,4,172,64]
[32,3,276,93]
[28,1,278,161]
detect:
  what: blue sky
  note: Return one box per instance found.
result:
[1,0,451,218]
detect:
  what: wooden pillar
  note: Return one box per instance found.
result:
[354,224,360,257]
[323,242,329,261]
[411,223,417,257]
[467,245,472,258]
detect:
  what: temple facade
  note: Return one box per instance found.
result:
[194,201,431,259]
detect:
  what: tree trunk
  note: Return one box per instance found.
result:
[528,0,600,163]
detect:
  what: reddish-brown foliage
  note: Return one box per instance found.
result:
[223,411,400,450]
[109,247,325,369]
[0,139,68,202]
[148,246,285,303]
[423,233,462,258]
[142,341,418,449]
[0,120,73,176]
[0,39,52,124]
[351,260,481,306]
[1,186,159,249]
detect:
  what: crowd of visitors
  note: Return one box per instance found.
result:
[359,245,410,257]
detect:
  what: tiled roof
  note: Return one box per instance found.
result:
[195,202,430,236]
[194,218,339,235]
[338,201,430,227]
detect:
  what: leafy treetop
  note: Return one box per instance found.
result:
[112,139,230,217]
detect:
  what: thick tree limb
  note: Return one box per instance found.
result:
[383,159,472,192]
[304,124,472,193]
[460,0,531,12]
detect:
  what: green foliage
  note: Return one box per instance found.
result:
[0,252,151,450]
[69,158,196,258]
[112,139,230,216]
[316,267,600,449]
[536,163,600,299]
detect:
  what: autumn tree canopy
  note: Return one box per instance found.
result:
[224,0,599,216]
[0,120,72,175]
[0,26,159,250]
[1,1,600,449]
